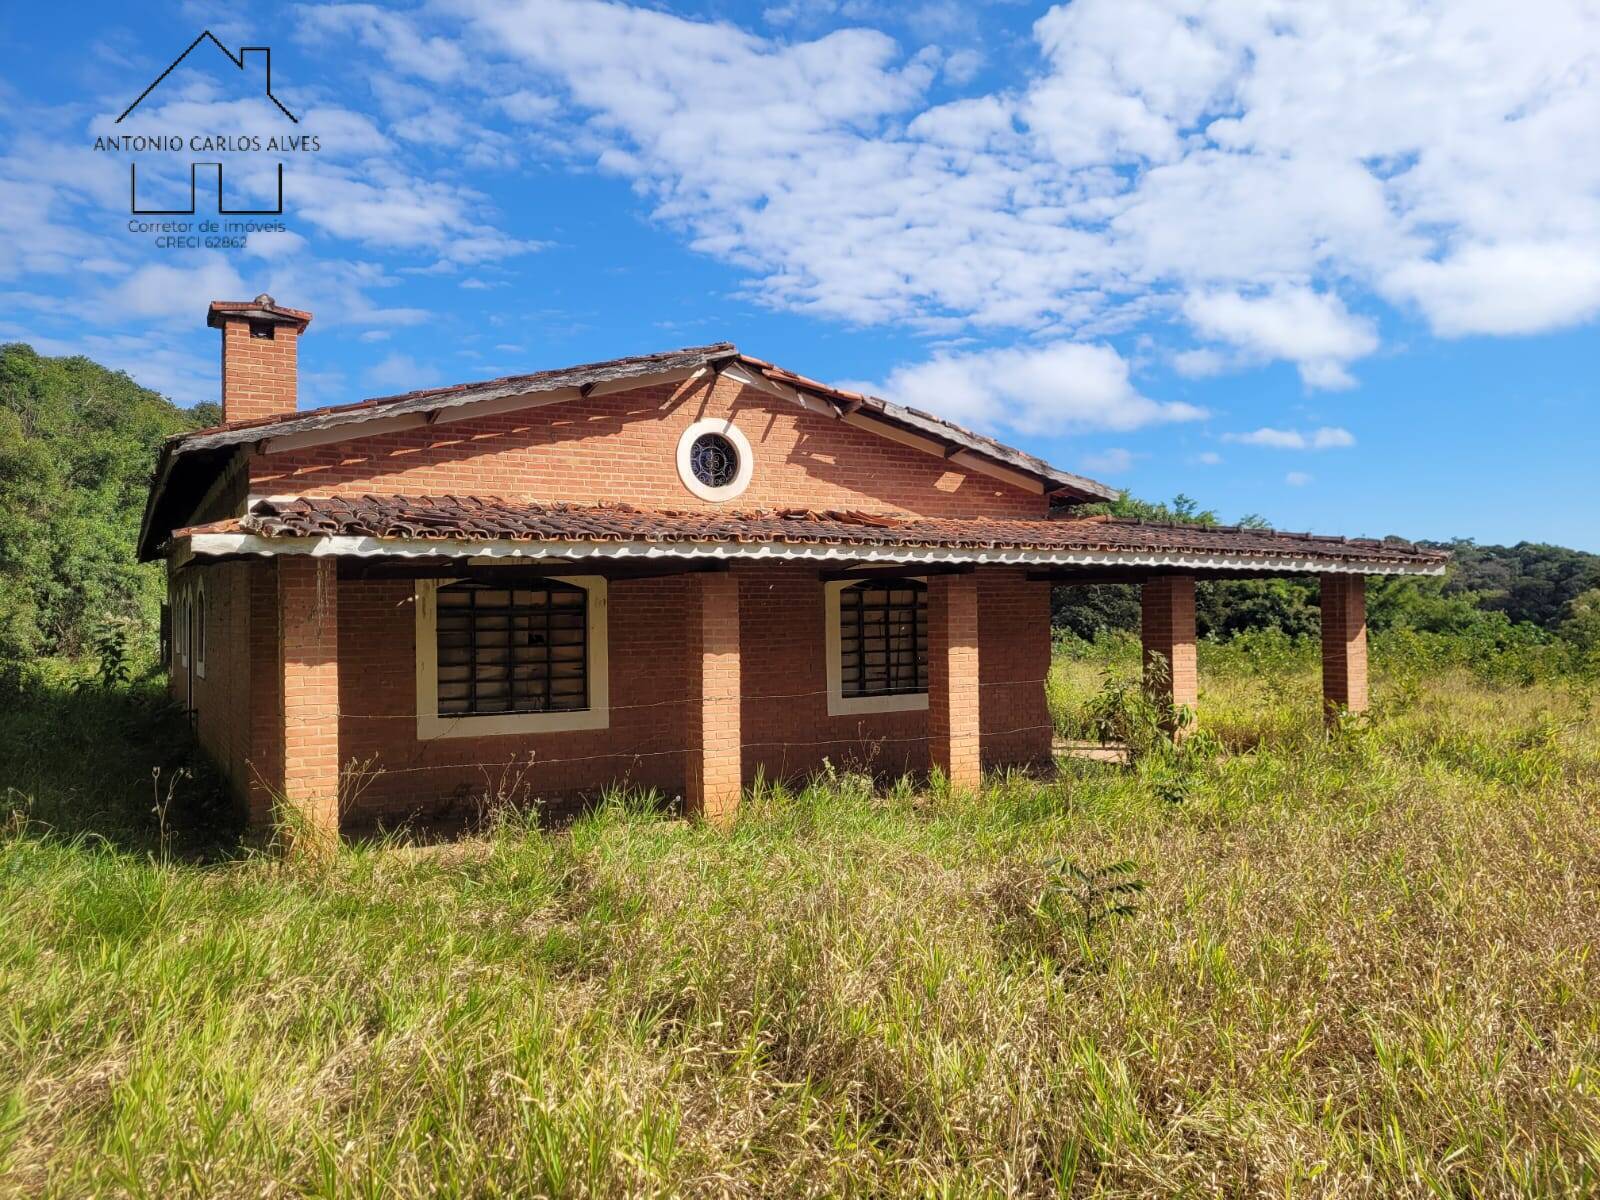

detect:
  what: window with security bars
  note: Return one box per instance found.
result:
[436,580,589,715]
[838,578,928,698]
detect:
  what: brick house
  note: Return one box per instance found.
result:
[138,295,1446,844]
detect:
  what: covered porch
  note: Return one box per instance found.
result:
[171,497,1445,846]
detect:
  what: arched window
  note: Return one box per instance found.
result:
[838,577,928,698]
[435,580,589,715]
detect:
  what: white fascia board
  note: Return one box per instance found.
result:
[947,450,1046,495]
[840,411,948,457]
[176,531,1447,577]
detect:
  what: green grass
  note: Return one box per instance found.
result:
[1,651,1598,1196]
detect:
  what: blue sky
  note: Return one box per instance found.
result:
[2,0,1597,549]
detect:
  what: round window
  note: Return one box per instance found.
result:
[676,418,754,501]
[689,432,739,489]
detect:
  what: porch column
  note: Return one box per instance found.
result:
[278,556,340,851]
[1141,574,1198,729]
[928,574,981,791]
[686,572,742,822]
[1320,574,1369,718]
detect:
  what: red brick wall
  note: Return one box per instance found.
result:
[738,566,930,782]
[335,574,694,826]
[250,374,1047,521]
[219,318,301,424]
[294,563,1053,827]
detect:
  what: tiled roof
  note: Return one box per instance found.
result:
[180,495,1449,571]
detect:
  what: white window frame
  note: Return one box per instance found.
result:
[676,416,754,502]
[175,587,189,668]
[192,579,207,679]
[823,576,930,717]
[414,575,610,739]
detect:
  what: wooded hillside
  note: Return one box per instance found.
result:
[0,344,215,662]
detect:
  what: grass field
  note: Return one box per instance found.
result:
[1,641,1597,1196]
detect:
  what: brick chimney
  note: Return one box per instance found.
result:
[206,294,312,424]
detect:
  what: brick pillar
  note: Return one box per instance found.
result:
[277,556,340,851]
[685,572,741,823]
[1141,574,1198,729]
[245,559,282,828]
[928,574,981,791]
[1320,574,1369,718]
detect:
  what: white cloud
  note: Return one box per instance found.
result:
[111,260,249,320]
[1223,426,1356,451]
[1081,447,1135,473]
[1383,242,1600,337]
[405,0,1600,374]
[941,48,984,86]
[1285,471,1314,487]
[1194,451,1222,465]
[1171,347,1231,379]
[298,5,473,84]
[866,341,1205,437]
[365,353,441,391]
[1182,288,1378,389]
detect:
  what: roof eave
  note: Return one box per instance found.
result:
[170,528,1449,578]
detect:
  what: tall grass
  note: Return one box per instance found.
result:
[1,649,1597,1196]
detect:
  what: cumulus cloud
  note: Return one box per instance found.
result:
[109,260,249,320]
[1383,242,1600,337]
[1285,471,1314,487]
[1222,426,1356,451]
[1183,289,1378,389]
[7,0,1600,413]
[394,0,1600,372]
[867,341,1205,437]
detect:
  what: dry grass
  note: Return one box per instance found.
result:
[1,650,1598,1197]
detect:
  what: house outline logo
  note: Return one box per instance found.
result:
[116,30,301,216]
[117,30,298,125]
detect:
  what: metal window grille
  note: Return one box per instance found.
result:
[839,579,928,697]
[436,580,589,715]
[689,433,739,488]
